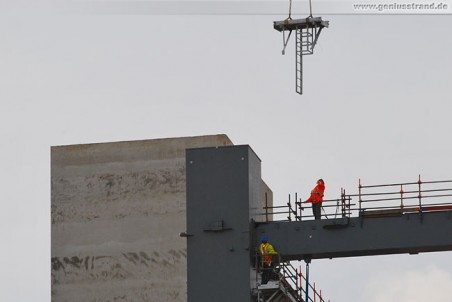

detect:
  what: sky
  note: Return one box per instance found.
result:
[1,0,452,301]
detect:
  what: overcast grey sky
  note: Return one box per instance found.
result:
[1,0,452,301]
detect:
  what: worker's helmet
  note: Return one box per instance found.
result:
[261,235,269,243]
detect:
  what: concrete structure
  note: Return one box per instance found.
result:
[52,136,452,302]
[51,135,273,301]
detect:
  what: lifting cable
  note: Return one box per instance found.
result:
[281,0,314,54]
[286,0,313,21]
[284,0,292,23]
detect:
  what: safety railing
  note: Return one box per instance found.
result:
[262,188,356,222]
[356,175,452,218]
[278,261,330,302]
[254,251,330,302]
[261,176,452,222]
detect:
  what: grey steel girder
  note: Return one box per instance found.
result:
[254,212,452,261]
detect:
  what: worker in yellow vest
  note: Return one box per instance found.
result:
[259,235,279,284]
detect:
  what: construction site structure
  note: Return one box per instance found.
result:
[51,136,452,302]
[185,145,452,302]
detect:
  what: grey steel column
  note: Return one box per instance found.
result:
[186,145,262,302]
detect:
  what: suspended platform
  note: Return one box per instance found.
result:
[273,16,329,95]
[273,17,329,32]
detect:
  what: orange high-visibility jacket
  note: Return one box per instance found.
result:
[259,243,277,266]
[306,182,325,204]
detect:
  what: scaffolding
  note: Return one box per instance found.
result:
[254,253,329,302]
[255,175,452,302]
[262,175,452,222]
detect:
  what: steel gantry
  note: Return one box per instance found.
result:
[184,145,452,302]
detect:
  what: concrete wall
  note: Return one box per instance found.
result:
[51,135,273,302]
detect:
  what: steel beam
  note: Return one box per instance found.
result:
[255,212,452,261]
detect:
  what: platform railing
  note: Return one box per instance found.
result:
[255,251,330,302]
[278,261,329,302]
[356,176,452,217]
[262,176,452,222]
[262,190,355,222]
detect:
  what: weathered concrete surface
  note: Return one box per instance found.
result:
[51,135,240,302]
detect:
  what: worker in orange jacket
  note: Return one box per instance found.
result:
[259,235,279,284]
[306,179,325,220]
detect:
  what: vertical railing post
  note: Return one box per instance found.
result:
[340,188,344,217]
[418,174,422,210]
[301,194,304,221]
[265,192,268,223]
[359,178,362,214]
[418,175,424,223]
[300,267,303,298]
[342,188,348,217]
[348,195,351,217]
[288,194,292,221]
[300,194,303,221]
[295,267,299,297]
[295,192,299,221]
[400,184,404,210]
[314,282,316,302]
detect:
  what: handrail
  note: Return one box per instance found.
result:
[255,177,452,302]
[278,261,328,302]
[260,176,452,222]
[255,250,330,302]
